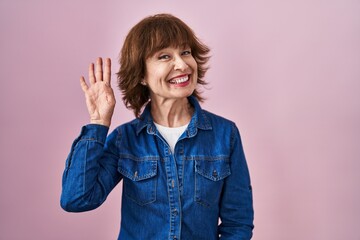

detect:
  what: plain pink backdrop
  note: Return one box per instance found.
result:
[1,0,359,239]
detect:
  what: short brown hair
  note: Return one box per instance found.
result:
[117,13,210,118]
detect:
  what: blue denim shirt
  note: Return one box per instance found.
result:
[61,96,254,240]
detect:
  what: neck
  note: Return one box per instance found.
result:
[150,98,193,127]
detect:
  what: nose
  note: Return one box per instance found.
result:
[173,56,188,71]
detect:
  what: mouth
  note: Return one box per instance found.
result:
[168,74,190,85]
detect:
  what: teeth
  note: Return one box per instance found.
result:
[170,76,189,84]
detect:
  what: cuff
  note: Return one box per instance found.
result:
[79,124,109,144]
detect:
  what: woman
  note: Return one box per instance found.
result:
[61,14,254,240]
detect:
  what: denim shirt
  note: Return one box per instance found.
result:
[61,96,254,240]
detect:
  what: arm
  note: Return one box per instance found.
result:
[60,124,122,212]
[218,123,254,239]
[60,57,121,212]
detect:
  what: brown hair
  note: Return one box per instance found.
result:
[117,13,210,118]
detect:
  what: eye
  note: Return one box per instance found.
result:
[158,54,171,60]
[181,50,192,56]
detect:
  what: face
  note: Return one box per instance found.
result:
[143,46,198,103]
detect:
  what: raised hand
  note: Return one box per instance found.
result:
[80,57,116,127]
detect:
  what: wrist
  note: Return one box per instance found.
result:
[90,119,111,127]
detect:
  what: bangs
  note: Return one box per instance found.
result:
[142,18,195,58]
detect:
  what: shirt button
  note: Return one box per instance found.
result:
[212,170,218,177]
[173,236,177,239]
[173,209,178,216]
[171,180,175,188]
[134,171,138,178]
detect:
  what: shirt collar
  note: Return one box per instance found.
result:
[135,96,212,136]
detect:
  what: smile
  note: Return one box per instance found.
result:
[168,75,190,84]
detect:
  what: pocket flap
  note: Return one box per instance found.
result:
[118,157,157,181]
[195,158,231,181]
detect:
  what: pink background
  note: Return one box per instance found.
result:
[1,0,359,239]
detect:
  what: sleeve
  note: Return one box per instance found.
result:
[218,123,254,239]
[60,124,122,212]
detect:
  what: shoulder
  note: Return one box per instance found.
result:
[200,108,242,146]
[190,95,236,130]
[112,118,140,134]
[201,109,237,129]
[103,118,137,139]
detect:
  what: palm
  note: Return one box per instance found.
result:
[80,58,116,127]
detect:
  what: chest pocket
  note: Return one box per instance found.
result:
[118,157,158,206]
[195,158,231,207]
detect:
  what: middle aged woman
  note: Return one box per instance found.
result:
[61,13,254,239]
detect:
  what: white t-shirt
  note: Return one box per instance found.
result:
[154,122,189,153]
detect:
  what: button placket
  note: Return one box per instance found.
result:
[158,134,181,240]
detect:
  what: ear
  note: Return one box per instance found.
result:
[140,80,147,86]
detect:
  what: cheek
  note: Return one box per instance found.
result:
[145,65,165,82]
[189,58,198,72]
[190,61,198,77]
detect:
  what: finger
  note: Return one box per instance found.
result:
[80,76,89,92]
[95,57,103,81]
[89,63,95,85]
[104,58,111,86]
